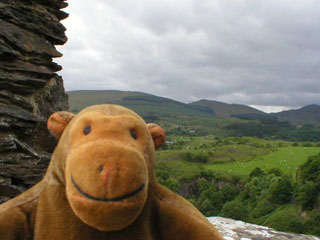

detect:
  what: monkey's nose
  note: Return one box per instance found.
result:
[98,165,121,188]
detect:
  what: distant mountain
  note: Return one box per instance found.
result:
[271,104,320,125]
[189,99,266,118]
[67,90,216,121]
[67,90,320,139]
[68,90,320,128]
[68,90,271,136]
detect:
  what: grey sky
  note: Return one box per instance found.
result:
[55,0,320,113]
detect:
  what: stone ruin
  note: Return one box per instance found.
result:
[0,0,68,202]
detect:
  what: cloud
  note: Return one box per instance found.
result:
[56,0,320,112]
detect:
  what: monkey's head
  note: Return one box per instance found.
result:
[47,105,165,231]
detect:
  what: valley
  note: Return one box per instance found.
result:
[68,90,320,236]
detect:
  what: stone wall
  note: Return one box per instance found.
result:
[0,0,69,202]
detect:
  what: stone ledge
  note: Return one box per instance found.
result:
[208,217,319,240]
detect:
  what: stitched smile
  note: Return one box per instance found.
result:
[71,176,145,202]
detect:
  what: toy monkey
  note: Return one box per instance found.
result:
[0,104,224,240]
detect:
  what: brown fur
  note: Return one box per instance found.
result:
[0,104,224,240]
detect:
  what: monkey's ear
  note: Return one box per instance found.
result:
[147,123,166,149]
[47,111,75,139]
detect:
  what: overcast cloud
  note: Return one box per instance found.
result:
[56,0,320,113]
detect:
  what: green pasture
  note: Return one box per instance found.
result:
[204,147,320,176]
[156,160,202,181]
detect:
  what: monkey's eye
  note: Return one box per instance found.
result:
[83,125,91,135]
[130,129,137,139]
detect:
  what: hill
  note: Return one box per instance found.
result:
[67,90,320,141]
[67,90,267,121]
[68,90,215,118]
[271,104,320,125]
[189,99,266,118]
[67,90,238,136]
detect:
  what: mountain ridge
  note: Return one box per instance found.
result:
[189,99,266,118]
[271,104,320,125]
[67,90,216,118]
[67,90,319,126]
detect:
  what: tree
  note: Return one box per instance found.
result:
[266,168,283,176]
[220,185,238,203]
[244,175,270,203]
[197,178,212,193]
[269,176,292,204]
[197,186,224,216]
[251,199,275,219]
[155,162,170,184]
[299,153,320,183]
[249,167,265,179]
[296,181,318,210]
[219,200,249,221]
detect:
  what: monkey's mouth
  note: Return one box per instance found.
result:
[71,176,145,202]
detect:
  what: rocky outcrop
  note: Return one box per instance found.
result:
[209,217,320,240]
[0,0,69,203]
[178,179,198,198]
[178,179,242,199]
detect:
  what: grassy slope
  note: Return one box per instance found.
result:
[189,99,265,118]
[255,204,303,232]
[204,147,320,176]
[156,136,320,180]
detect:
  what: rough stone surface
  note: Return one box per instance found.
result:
[209,217,320,240]
[178,179,198,198]
[0,0,68,202]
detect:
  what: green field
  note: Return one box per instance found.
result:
[156,135,320,180]
[204,147,320,176]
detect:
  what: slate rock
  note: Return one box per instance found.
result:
[0,20,62,57]
[0,0,68,201]
[0,4,67,45]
